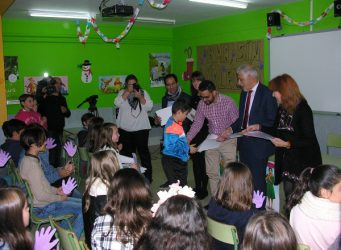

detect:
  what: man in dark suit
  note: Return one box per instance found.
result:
[231,65,277,202]
[155,73,191,188]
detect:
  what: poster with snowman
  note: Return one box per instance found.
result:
[81,59,92,83]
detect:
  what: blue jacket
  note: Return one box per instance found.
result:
[162,117,189,163]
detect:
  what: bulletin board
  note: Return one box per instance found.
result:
[197,39,264,93]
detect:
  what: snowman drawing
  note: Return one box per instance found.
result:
[81,59,92,83]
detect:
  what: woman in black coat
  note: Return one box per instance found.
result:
[246,74,322,201]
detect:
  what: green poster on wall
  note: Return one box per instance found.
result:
[4,56,21,102]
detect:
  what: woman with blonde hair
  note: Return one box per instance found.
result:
[246,74,321,202]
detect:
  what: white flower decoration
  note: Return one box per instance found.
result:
[151,180,196,215]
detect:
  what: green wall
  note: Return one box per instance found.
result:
[3,20,173,114]
[172,0,339,104]
[3,0,339,114]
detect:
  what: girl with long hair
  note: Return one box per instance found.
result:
[207,162,260,250]
[287,164,341,250]
[134,195,211,250]
[82,150,120,247]
[241,211,297,250]
[0,188,58,250]
[91,168,152,249]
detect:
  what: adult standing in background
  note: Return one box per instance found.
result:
[187,80,239,196]
[155,73,192,131]
[38,77,71,168]
[114,74,153,183]
[155,73,191,188]
[231,65,277,201]
[189,71,209,199]
[246,74,322,201]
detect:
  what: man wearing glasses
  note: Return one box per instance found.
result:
[187,80,238,195]
[155,73,191,188]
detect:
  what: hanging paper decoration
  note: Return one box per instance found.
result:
[76,0,171,48]
[182,47,194,81]
[77,8,139,48]
[266,2,334,39]
[147,0,171,9]
[81,60,92,83]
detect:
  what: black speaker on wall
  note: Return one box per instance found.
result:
[267,12,281,27]
[335,0,341,17]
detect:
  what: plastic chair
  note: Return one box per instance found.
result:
[22,179,74,230]
[6,159,22,186]
[49,216,89,250]
[207,217,239,250]
[326,133,341,154]
[298,243,311,250]
[322,133,341,168]
[78,147,91,176]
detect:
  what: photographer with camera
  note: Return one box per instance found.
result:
[38,77,71,168]
[114,74,153,183]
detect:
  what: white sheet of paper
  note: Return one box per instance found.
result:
[187,108,196,122]
[118,154,135,164]
[244,131,274,141]
[229,132,244,139]
[155,106,172,126]
[197,134,221,152]
[132,153,138,164]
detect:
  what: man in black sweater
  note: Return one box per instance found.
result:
[38,77,71,168]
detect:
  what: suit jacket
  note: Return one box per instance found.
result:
[232,83,278,158]
[162,91,192,133]
[262,100,322,184]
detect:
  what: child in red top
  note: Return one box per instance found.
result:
[15,94,47,129]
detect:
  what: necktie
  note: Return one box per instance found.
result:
[242,90,253,129]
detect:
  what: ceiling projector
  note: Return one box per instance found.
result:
[101,4,134,17]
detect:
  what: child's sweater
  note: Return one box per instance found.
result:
[162,117,190,163]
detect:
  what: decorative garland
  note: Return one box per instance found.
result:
[267,2,334,39]
[76,0,171,48]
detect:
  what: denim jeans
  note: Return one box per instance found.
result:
[33,197,83,238]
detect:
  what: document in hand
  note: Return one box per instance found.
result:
[155,106,196,126]
[155,106,172,126]
[197,134,221,152]
[243,131,274,141]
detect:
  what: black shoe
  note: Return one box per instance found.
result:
[159,181,170,188]
[196,190,209,200]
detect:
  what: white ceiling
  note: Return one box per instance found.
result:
[4,0,303,26]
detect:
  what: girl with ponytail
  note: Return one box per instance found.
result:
[287,164,341,250]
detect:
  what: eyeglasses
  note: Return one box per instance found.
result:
[200,95,211,99]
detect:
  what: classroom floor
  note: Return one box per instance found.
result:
[147,145,212,206]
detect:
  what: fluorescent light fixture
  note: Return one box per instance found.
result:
[30,10,90,20]
[136,17,176,24]
[189,0,248,9]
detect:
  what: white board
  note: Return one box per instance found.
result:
[270,29,341,113]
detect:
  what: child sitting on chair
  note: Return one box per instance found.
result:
[0,187,59,250]
[207,162,264,250]
[19,124,84,238]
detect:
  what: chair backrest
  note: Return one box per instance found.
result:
[207,217,239,250]
[78,147,91,162]
[298,243,311,250]
[326,133,341,154]
[49,216,83,250]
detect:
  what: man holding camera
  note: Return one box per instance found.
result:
[38,77,71,168]
[114,74,154,183]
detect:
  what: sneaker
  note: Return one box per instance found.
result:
[159,181,170,188]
